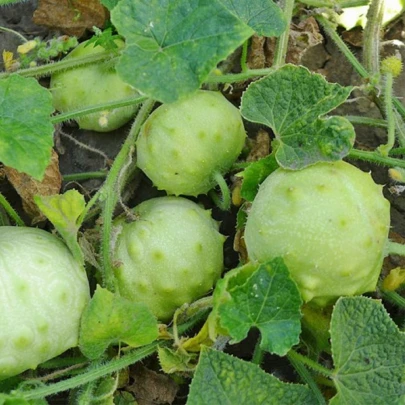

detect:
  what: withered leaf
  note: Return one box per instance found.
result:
[128,364,178,405]
[247,17,324,68]
[4,149,62,224]
[33,0,108,38]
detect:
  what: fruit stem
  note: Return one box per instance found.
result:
[386,240,405,257]
[210,171,231,211]
[315,14,369,80]
[51,95,148,124]
[287,349,334,378]
[272,0,295,69]
[0,192,25,226]
[287,351,327,405]
[348,148,405,169]
[99,98,155,292]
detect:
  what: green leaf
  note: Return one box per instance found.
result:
[100,0,121,10]
[0,0,26,4]
[217,259,302,356]
[158,346,197,374]
[241,65,355,169]
[34,190,86,265]
[0,75,54,180]
[111,0,253,103]
[219,0,286,36]
[79,286,159,360]
[187,347,317,404]
[238,153,279,201]
[330,297,405,405]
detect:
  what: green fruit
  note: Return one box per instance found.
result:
[244,161,390,306]
[136,90,246,196]
[113,197,225,321]
[0,227,90,379]
[50,39,139,132]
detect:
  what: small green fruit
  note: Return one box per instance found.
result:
[50,39,138,132]
[136,90,246,196]
[244,161,390,306]
[113,196,225,321]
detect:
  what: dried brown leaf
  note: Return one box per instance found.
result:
[246,129,271,162]
[4,149,62,224]
[248,17,324,68]
[128,364,178,405]
[33,0,108,37]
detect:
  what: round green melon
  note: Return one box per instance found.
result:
[0,227,90,379]
[113,196,225,320]
[136,90,246,196]
[244,161,390,306]
[50,39,139,132]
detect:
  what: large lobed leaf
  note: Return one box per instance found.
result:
[111,0,254,103]
[241,65,355,169]
[330,297,405,404]
[213,259,302,356]
[187,347,317,404]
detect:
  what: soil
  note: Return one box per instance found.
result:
[1,2,405,404]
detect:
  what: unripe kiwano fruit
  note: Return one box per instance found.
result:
[0,227,90,379]
[244,161,390,307]
[113,196,225,321]
[50,39,139,132]
[136,90,246,196]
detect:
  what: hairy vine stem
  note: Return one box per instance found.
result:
[99,99,155,292]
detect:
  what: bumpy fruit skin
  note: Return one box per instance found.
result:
[113,197,225,321]
[0,227,90,379]
[244,161,390,306]
[50,39,138,132]
[136,90,246,196]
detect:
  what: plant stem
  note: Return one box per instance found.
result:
[17,342,163,401]
[272,0,295,68]
[63,171,108,182]
[362,0,384,76]
[386,240,405,257]
[287,349,334,378]
[346,115,387,128]
[378,72,396,156]
[206,68,274,84]
[51,96,148,124]
[99,99,155,292]
[299,0,368,6]
[0,50,116,79]
[0,26,28,43]
[287,352,326,405]
[0,192,25,226]
[393,97,405,121]
[315,15,369,80]
[240,39,249,73]
[348,148,405,169]
[380,289,405,309]
[251,341,265,366]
